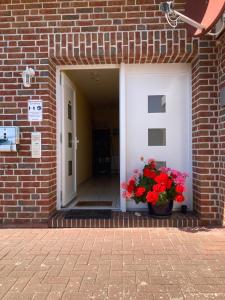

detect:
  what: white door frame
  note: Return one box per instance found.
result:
[56,64,127,211]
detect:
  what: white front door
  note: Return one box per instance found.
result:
[61,73,77,207]
[126,64,192,210]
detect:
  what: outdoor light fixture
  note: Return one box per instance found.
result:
[22,66,35,88]
[160,1,225,37]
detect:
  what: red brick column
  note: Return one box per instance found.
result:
[192,39,220,225]
[0,61,57,227]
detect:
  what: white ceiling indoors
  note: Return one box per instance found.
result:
[65,68,119,107]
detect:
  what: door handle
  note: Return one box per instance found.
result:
[74,137,79,149]
[72,138,79,144]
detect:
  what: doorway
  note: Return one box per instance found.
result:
[59,67,121,210]
[57,63,191,213]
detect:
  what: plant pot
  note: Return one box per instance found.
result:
[148,199,173,218]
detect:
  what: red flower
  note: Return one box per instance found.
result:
[153,183,166,193]
[123,158,188,207]
[129,179,135,186]
[175,185,185,193]
[127,184,134,193]
[146,191,159,204]
[148,159,156,169]
[155,173,169,184]
[143,168,156,179]
[175,194,185,203]
[127,178,135,193]
[135,186,146,197]
[166,179,172,189]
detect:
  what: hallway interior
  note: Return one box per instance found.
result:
[67,175,120,210]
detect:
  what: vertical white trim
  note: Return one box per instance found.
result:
[73,87,77,198]
[119,63,126,212]
[56,67,62,210]
[70,81,78,199]
[187,68,193,211]
[61,73,66,206]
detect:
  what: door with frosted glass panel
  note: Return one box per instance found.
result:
[126,64,192,210]
[61,73,77,207]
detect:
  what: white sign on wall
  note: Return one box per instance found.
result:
[31,132,41,158]
[28,100,43,121]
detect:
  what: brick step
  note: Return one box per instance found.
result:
[48,211,199,228]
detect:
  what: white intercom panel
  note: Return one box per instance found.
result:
[0,126,20,152]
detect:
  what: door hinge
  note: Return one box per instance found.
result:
[60,191,62,203]
[60,132,62,143]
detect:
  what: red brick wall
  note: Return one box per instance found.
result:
[192,38,220,225]
[0,0,223,226]
[192,32,225,226]
[217,32,225,225]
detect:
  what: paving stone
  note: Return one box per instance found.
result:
[32,292,49,300]
[0,228,225,299]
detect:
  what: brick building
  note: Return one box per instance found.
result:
[0,0,224,227]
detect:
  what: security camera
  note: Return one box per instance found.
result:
[22,66,35,88]
[160,1,225,36]
[160,1,205,31]
[160,1,173,14]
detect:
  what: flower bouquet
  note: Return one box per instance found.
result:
[121,158,188,217]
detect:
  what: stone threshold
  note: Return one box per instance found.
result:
[48,211,199,228]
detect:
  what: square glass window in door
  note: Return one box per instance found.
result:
[148,128,166,146]
[148,95,166,113]
[156,161,166,168]
[68,160,73,176]
[68,101,72,120]
[68,132,72,148]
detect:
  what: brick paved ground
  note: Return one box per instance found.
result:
[0,228,225,300]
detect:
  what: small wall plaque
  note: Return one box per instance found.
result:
[31,132,41,158]
[28,100,43,121]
